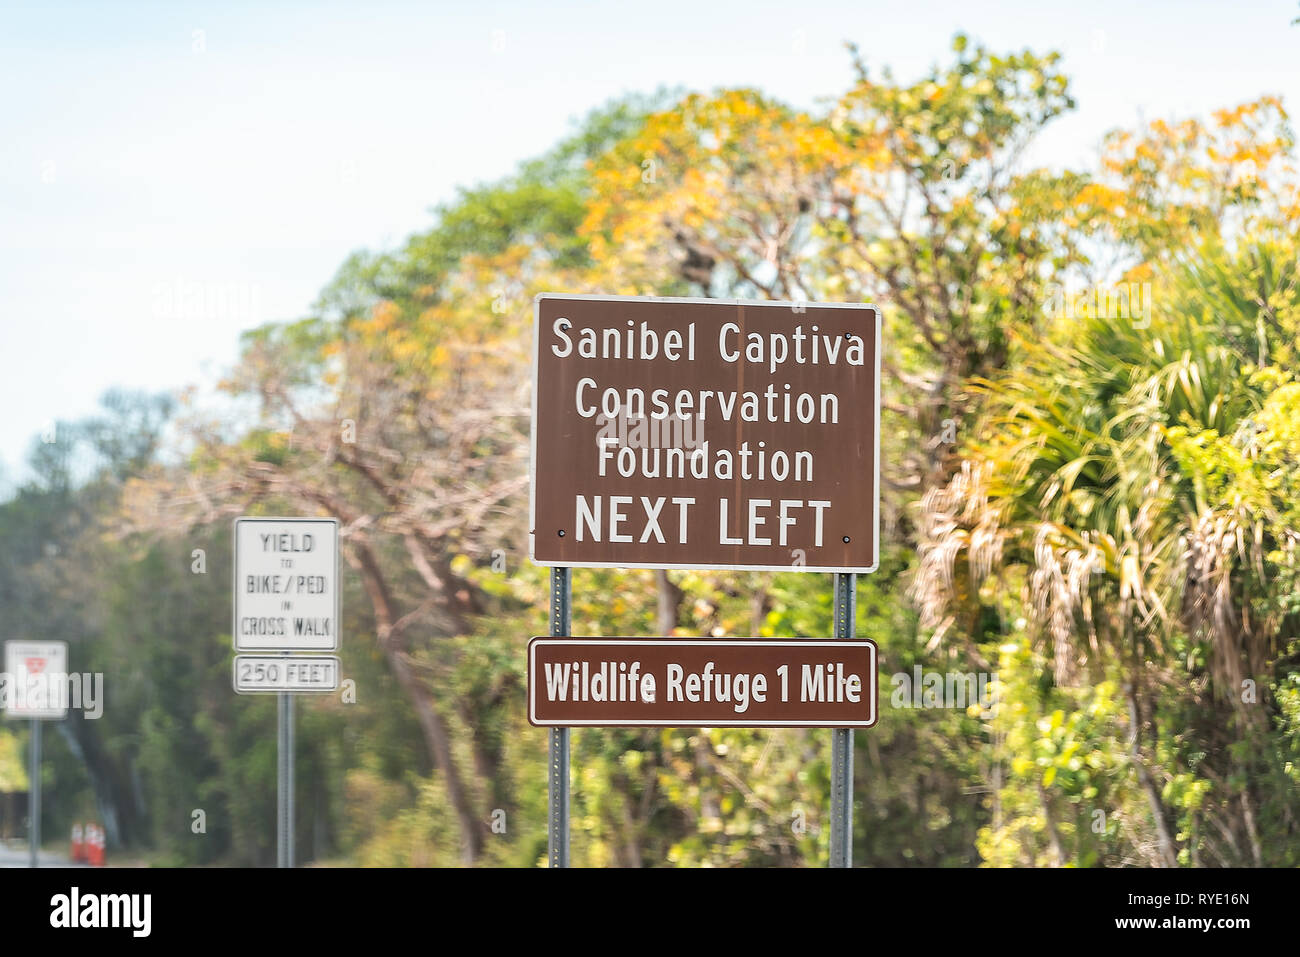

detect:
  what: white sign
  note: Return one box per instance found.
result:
[233,517,340,652]
[3,640,69,719]
[233,655,341,694]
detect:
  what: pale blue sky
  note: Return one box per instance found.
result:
[2,0,1297,488]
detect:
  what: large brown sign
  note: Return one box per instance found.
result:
[530,294,879,572]
[528,638,877,728]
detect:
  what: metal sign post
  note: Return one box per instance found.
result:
[529,294,882,869]
[4,640,68,869]
[277,691,295,868]
[830,572,857,868]
[232,517,339,869]
[287,691,295,867]
[277,691,294,868]
[29,718,41,868]
[547,567,571,868]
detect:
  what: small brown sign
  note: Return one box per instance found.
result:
[530,295,879,572]
[528,638,877,728]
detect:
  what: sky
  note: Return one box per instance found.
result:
[1,0,1298,489]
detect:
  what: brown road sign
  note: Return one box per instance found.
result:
[530,294,880,572]
[528,637,878,728]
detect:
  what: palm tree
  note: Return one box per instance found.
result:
[912,238,1300,866]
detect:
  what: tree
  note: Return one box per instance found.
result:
[123,95,672,865]
[914,238,1300,865]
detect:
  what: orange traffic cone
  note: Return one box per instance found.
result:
[70,822,84,863]
[87,823,105,867]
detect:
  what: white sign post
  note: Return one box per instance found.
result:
[4,639,69,868]
[232,517,340,869]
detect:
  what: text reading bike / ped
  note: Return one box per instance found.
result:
[528,638,877,728]
[232,517,340,653]
[530,295,880,572]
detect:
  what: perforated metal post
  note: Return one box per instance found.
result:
[286,691,295,868]
[29,719,40,868]
[277,690,295,868]
[277,693,285,867]
[548,566,571,867]
[830,572,856,868]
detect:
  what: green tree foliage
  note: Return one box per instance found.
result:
[916,237,1300,865]
[4,41,1299,868]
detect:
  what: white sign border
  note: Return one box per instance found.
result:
[232,516,341,653]
[527,637,878,728]
[3,639,70,720]
[232,654,342,695]
[527,294,882,574]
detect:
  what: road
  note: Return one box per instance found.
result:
[0,842,86,867]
